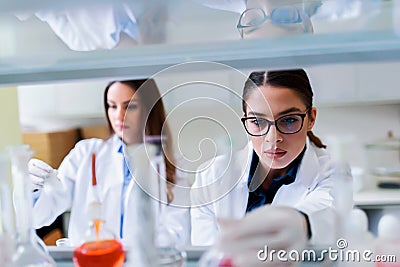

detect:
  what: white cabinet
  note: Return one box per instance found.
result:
[357,62,400,102]
[308,62,400,106]
[308,64,358,105]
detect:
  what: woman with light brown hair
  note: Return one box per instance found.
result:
[29,78,189,246]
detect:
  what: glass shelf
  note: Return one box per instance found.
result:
[0,0,399,85]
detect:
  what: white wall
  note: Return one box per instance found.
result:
[315,104,400,169]
[18,80,108,131]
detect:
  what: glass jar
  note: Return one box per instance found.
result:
[365,131,400,188]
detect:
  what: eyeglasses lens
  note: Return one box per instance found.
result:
[240,8,267,27]
[276,115,303,134]
[270,7,302,24]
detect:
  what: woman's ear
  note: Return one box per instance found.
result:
[307,107,317,131]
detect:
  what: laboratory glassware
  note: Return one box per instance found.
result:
[7,145,56,267]
[0,153,15,266]
[72,201,125,267]
[73,153,125,267]
[124,138,185,267]
[365,131,400,188]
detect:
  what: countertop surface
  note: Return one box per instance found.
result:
[354,188,400,207]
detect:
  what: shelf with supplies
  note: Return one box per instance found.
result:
[1,30,400,86]
[1,0,400,86]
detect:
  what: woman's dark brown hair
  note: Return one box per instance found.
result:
[242,69,326,148]
[104,79,176,202]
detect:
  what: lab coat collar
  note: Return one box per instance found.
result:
[111,134,124,153]
[295,138,320,187]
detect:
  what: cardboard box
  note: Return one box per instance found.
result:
[22,128,80,168]
[79,124,109,140]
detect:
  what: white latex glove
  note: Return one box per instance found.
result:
[218,206,308,267]
[28,158,60,191]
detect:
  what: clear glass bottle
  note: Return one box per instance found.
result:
[124,143,158,267]
[125,138,186,267]
[7,145,56,267]
[73,201,125,267]
[0,153,15,266]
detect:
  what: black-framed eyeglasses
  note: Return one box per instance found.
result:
[241,109,310,136]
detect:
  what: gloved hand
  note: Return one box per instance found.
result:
[29,158,60,191]
[217,205,308,267]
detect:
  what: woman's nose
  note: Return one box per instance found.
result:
[115,107,125,121]
[264,126,282,143]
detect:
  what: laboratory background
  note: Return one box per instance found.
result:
[1,0,400,266]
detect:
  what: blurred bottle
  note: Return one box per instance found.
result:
[375,212,400,267]
[338,208,375,267]
[0,153,15,266]
[124,138,185,267]
[7,145,56,267]
[73,159,125,267]
[124,143,158,267]
[332,161,354,243]
[153,140,185,267]
[198,139,236,267]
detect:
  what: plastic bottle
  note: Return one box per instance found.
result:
[7,145,56,267]
[73,202,125,267]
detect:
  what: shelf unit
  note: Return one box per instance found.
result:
[1,30,400,85]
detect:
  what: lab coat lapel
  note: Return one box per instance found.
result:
[296,139,320,188]
[99,138,124,236]
[216,142,252,219]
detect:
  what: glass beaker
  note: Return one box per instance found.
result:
[7,145,56,267]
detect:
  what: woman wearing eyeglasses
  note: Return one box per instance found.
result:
[191,69,352,262]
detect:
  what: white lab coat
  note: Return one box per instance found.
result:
[33,135,190,246]
[191,138,353,246]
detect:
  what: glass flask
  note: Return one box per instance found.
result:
[73,153,125,267]
[7,145,56,267]
[0,153,15,266]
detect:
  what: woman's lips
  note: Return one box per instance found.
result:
[116,125,128,131]
[264,149,286,159]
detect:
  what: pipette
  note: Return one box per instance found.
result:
[91,153,100,202]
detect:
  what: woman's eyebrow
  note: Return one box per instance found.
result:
[276,107,303,117]
[107,100,133,105]
[248,107,303,117]
[247,111,266,117]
